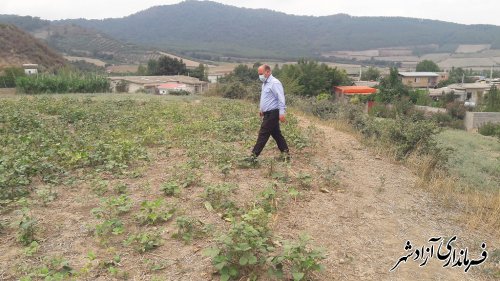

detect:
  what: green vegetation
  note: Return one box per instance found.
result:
[0,67,25,88]
[146,55,207,80]
[438,67,475,87]
[63,1,500,58]
[436,129,500,190]
[360,66,381,81]
[16,73,110,94]
[478,122,500,138]
[480,85,500,112]
[270,235,326,281]
[135,199,175,225]
[415,60,441,72]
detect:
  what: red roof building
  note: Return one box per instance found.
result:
[333,86,377,101]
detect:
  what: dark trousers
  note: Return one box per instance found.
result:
[252,109,289,157]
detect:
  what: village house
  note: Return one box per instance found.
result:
[448,83,492,106]
[108,75,208,94]
[333,86,377,101]
[398,72,440,88]
[22,64,38,75]
[157,83,188,95]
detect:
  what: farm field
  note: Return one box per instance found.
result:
[0,94,498,280]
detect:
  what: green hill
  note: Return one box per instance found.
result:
[3,1,500,60]
[62,1,500,59]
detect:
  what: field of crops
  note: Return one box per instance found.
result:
[0,94,324,280]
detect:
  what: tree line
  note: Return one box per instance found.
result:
[138,56,208,81]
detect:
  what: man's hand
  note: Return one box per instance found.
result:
[259,111,263,118]
[279,114,286,122]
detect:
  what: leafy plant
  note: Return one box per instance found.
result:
[23,241,40,257]
[94,218,125,237]
[135,198,175,225]
[124,230,164,252]
[161,181,181,196]
[269,235,325,281]
[203,208,273,281]
[35,187,58,206]
[17,208,37,246]
[173,216,208,243]
[20,256,74,281]
[91,194,132,219]
[202,183,237,211]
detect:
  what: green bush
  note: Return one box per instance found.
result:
[0,67,25,88]
[446,102,467,120]
[378,117,442,159]
[169,90,190,96]
[479,122,500,137]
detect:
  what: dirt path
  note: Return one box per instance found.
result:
[273,115,497,280]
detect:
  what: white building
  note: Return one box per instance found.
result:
[108,75,208,94]
[22,64,38,75]
[157,83,188,95]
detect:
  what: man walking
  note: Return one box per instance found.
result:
[247,64,290,162]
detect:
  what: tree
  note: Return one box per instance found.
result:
[277,59,350,97]
[157,56,186,75]
[437,67,474,87]
[416,60,440,72]
[376,67,410,103]
[220,64,258,84]
[482,85,500,112]
[137,64,147,75]
[146,56,187,76]
[146,59,159,76]
[189,63,208,81]
[361,67,381,81]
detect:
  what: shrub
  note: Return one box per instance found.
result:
[446,101,467,120]
[135,199,175,225]
[380,117,443,159]
[173,216,208,243]
[479,122,500,137]
[432,112,453,127]
[115,80,129,93]
[169,90,190,96]
[269,235,325,281]
[17,209,37,246]
[124,230,163,252]
[221,81,247,99]
[203,183,236,210]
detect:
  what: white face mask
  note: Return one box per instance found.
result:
[259,74,267,82]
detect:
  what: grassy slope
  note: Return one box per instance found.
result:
[436,129,500,190]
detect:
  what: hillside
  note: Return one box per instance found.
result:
[62,1,500,59]
[0,94,498,280]
[31,23,169,65]
[0,24,66,70]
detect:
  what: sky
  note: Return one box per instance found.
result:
[2,0,500,26]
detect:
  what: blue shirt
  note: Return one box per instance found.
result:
[260,74,286,115]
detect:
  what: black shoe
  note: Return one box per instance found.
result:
[275,152,291,162]
[238,154,259,168]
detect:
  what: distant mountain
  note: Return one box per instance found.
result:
[0,15,185,65]
[59,1,500,59]
[0,24,66,70]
